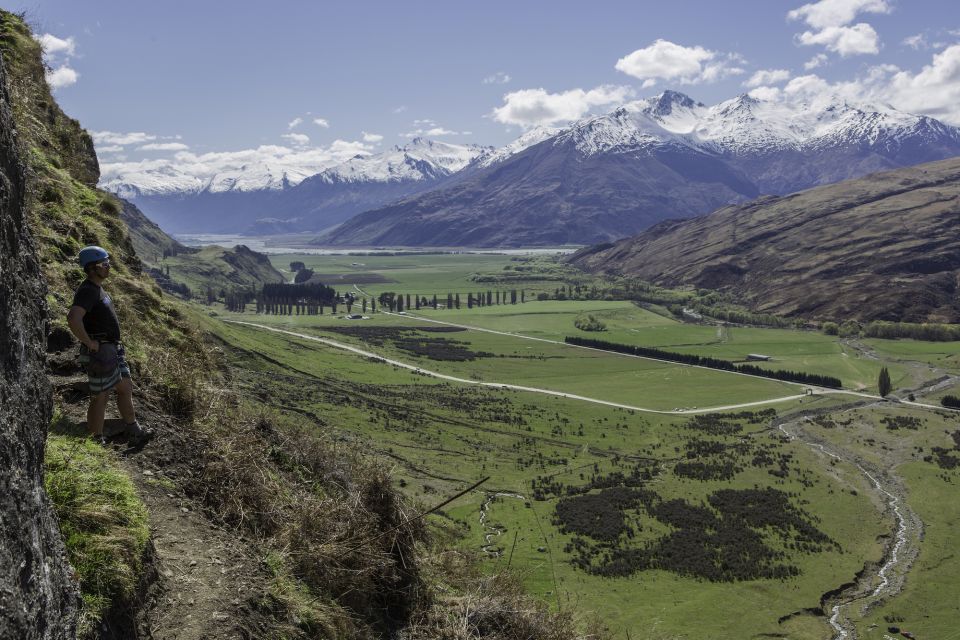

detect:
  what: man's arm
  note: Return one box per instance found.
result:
[66,306,99,352]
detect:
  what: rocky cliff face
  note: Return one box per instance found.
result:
[0,52,79,638]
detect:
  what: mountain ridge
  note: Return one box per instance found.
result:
[320,91,960,247]
[569,156,960,323]
[105,138,491,234]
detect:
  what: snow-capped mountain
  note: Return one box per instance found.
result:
[102,160,332,199]
[320,90,960,247]
[258,139,491,233]
[105,139,491,234]
[103,89,960,241]
[303,138,488,185]
[475,126,560,167]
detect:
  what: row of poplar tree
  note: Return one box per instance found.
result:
[223,284,529,315]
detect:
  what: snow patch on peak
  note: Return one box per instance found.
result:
[560,107,691,156]
[316,139,490,184]
[477,126,562,167]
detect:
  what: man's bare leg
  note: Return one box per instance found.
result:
[115,377,135,424]
[87,391,109,436]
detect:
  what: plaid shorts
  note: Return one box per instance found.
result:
[79,342,131,394]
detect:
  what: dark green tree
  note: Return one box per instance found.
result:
[878,367,892,397]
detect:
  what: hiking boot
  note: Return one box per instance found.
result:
[126,421,154,447]
[90,434,108,447]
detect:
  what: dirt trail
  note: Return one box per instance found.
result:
[122,459,267,640]
[50,367,274,639]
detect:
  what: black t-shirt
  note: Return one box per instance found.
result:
[71,280,122,342]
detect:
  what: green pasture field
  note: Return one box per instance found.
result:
[218,308,807,412]
[791,405,960,637]
[865,338,960,374]
[268,252,571,298]
[860,462,960,638]
[448,432,886,639]
[196,268,960,639]
[203,312,901,638]
[404,301,908,392]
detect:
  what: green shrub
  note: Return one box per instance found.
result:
[822,322,839,336]
[574,314,607,332]
[838,320,861,338]
[44,427,149,635]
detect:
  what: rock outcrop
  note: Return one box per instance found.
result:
[0,52,79,638]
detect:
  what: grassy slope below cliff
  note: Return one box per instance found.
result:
[1,10,595,640]
[571,157,960,323]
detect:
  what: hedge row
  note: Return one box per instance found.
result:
[564,336,842,389]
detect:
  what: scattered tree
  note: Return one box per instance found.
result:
[878,367,892,398]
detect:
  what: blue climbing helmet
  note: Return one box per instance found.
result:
[78,245,110,268]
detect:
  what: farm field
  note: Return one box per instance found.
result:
[408,301,911,393]
[206,314,887,639]
[865,337,960,374]
[196,259,960,639]
[220,309,808,412]
[267,251,572,297]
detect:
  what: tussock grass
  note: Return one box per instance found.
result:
[403,552,597,640]
[44,418,149,637]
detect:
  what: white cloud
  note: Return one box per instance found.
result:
[95,145,124,153]
[483,71,511,85]
[804,53,830,69]
[36,33,76,58]
[392,105,407,114]
[92,131,157,146]
[746,86,783,101]
[903,33,928,50]
[787,0,890,30]
[797,23,881,56]
[782,74,834,98]
[788,0,890,56]
[615,39,745,86]
[413,119,437,126]
[362,131,384,143]
[754,44,960,126]
[883,44,960,124]
[282,133,310,146]
[313,118,330,128]
[46,66,78,89]
[401,126,461,138]
[744,68,791,88]
[287,117,303,129]
[491,85,635,127]
[35,33,80,90]
[100,140,375,186]
[138,142,190,151]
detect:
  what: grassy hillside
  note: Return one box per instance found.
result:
[572,158,960,323]
[1,10,593,639]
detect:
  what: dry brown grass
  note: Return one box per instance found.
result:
[403,551,603,640]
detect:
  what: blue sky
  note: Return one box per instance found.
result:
[8,0,960,180]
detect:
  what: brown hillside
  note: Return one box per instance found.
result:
[571,157,960,322]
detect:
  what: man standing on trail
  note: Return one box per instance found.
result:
[66,246,152,447]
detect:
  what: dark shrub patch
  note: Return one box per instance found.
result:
[881,416,922,431]
[322,325,492,361]
[558,486,835,583]
[553,487,654,541]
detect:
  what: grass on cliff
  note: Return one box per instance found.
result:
[45,414,149,636]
